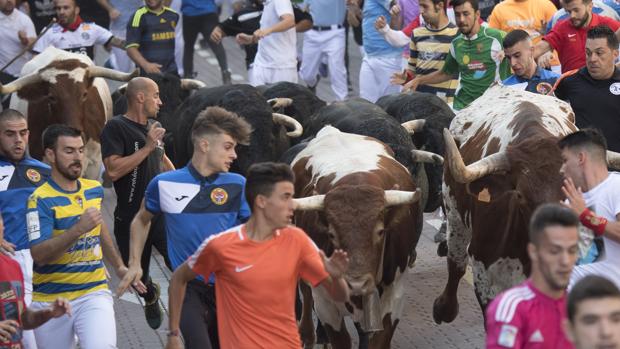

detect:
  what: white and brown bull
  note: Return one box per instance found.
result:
[2,46,137,178]
[432,85,582,323]
[292,126,423,349]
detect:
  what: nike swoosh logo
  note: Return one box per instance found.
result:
[0,175,8,181]
[174,195,188,201]
[235,265,253,272]
[568,34,576,37]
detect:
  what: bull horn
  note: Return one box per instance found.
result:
[86,66,139,81]
[116,83,128,94]
[607,150,620,170]
[443,128,510,184]
[293,195,325,211]
[401,119,425,135]
[180,78,206,90]
[384,189,421,206]
[272,113,303,138]
[268,97,293,109]
[411,149,444,165]
[0,73,43,94]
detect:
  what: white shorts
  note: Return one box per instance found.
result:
[30,290,116,349]
[249,65,298,86]
[10,249,36,349]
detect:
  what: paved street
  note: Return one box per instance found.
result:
[105,32,485,348]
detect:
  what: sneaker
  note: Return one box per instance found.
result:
[308,74,320,93]
[222,70,232,85]
[144,282,163,329]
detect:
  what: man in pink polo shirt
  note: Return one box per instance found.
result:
[485,203,579,349]
[534,0,620,72]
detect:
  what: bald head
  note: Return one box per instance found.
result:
[125,77,161,119]
[126,77,157,102]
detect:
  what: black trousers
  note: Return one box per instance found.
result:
[180,280,219,349]
[182,12,228,77]
[114,212,171,300]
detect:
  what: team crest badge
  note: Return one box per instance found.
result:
[171,21,176,28]
[81,32,90,40]
[75,196,83,208]
[210,188,228,205]
[536,82,553,95]
[26,169,41,183]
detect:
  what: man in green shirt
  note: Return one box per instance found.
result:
[404,0,511,110]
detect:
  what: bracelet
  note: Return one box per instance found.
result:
[579,208,607,237]
[167,329,180,337]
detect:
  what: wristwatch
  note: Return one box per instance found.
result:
[167,329,180,337]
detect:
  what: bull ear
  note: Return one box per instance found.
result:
[15,81,49,102]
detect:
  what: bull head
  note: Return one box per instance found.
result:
[443,128,510,183]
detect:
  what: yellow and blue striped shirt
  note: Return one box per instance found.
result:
[27,178,107,302]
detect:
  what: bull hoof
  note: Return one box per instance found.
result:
[437,240,448,257]
[432,295,459,324]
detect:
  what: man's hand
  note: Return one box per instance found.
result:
[347,3,362,27]
[375,15,387,31]
[253,28,271,40]
[165,335,183,349]
[391,71,407,85]
[18,31,28,46]
[320,249,349,279]
[142,62,163,74]
[0,320,19,343]
[210,26,224,44]
[75,207,103,235]
[108,8,121,20]
[561,177,587,214]
[116,266,147,295]
[146,124,165,151]
[236,33,255,45]
[0,239,15,256]
[49,298,71,318]
[390,3,401,17]
[537,51,552,69]
[403,78,421,92]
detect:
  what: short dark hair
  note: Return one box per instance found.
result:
[587,25,620,50]
[421,0,446,6]
[191,106,252,145]
[528,203,579,245]
[564,0,592,6]
[558,128,608,164]
[568,275,620,322]
[0,109,26,124]
[42,124,82,151]
[245,162,295,209]
[503,29,531,49]
[451,0,478,11]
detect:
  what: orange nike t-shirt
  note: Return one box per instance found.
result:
[188,224,329,349]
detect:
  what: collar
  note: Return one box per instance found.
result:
[526,279,566,303]
[146,6,167,16]
[0,154,30,165]
[48,177,81,194]
[187,162,219,183]
[60,15,82,32]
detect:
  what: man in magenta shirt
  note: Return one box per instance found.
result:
[534,0,620,72]
[485,203,579,349]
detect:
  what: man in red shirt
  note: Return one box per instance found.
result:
[485,203,579,349]
[534,0,620,72]
[0,253,70,348]
[165,162,350,349]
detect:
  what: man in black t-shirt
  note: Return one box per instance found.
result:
[24,0,55,33]
[100,77,174,330]
[553,25,620,152]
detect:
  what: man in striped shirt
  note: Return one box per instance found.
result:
[377,0,459,104]
[485,203,579,349]
[26,125,137,349]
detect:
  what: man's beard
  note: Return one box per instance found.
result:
[572,12,590,28]
[59,161,82,180]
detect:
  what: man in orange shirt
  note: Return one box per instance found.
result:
[165,162,350,349]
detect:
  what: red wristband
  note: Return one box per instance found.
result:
[404,70,415,84]
[579,208,607,236]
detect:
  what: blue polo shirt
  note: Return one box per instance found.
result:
[0,156,50,251]
[144,163,251,277]
[181,0,217,16]
[305,0,346,26]
[503,66,560,94]
[362,0,402,57]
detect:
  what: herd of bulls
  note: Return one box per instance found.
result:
[3,48,620,348]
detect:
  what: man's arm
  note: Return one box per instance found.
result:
[165,262,198,349]
[254,14,295,39]
[100,221,128,279]
[403,70,453,92]
[96,0,120,20]
[106,37,126,50]
[162,154,175,172]
[21,298,71,329]
[30,207,101,266]
[318,250,350,302]
[375,15,410,47]
[102,125,165,182]
[116,201,154,295]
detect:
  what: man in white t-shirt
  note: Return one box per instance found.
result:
[559,128,620,289]
[33,0,124,61]
[0,0,36,108]
[237,0,297,86]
